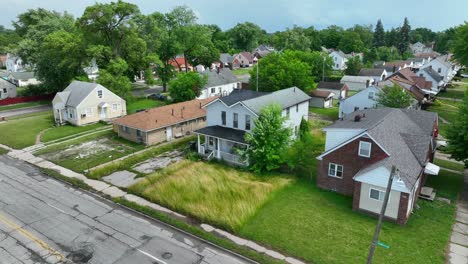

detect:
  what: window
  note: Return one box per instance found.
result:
[122,126,128,133]
[136,130,142,137]
[286,107,290,117]
[209,137,214,146]
[233,113,238,128]
[245,115,251,130]
[211,88,216,94]
[354,106,359,111]
[221,111,226,126]
[97,90,103,98]
[336,64,339,68]
[2,88,6,93]
[328,163,343,178]
[437,68,441,73]
[296,104,299,112]
[358,141,372,157]
[369,188,385,201]
[85,108,92,117]
[112,104,118,111]
[368,92,374,99]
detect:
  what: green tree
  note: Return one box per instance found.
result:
[446,90,468,163]
[283,119,316,179]
[410,27,436,44]
[376,85,412,108]
[344,56,363,75]
[385,27,400,48]
[397,18,411,55]
[97,58,132,99]
[348,24,373,49]
[304,26,322,51]
[249,51,315,92]
[227,22,265,51]
[373,19,386,47]
[0,27,21,54]
[319,25,344,49]
[364,47,379,64]
[271,26,312,52]
[168,72,207,102]
[435,27,456,53]
[244,104,291,173]
[451,22,468,66]
[338,31,365,53]
[376,46,401,61]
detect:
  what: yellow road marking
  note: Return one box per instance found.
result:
[0,213,66,261]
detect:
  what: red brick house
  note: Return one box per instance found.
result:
[316,108,439,224]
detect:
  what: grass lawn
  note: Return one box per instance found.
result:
[0,112,54,149]
[41,123,108,143]
[0,100,50,112]
[427,99,459,124]
[0,147,8,155]
[438,84,467,99]
[433,158,465,172]
[127,98,165,114]
[231,68,252,76]
[347,90,359,97]
[426,169,464,201]
[36,131,144,172]
[129,160,291,231]
[309,106,339,120]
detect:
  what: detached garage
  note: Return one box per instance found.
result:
[309,90,334,108]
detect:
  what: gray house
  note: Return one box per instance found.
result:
[0,78,17,99]
[197,68,240,99]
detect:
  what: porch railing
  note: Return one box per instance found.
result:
[220,151,248,166]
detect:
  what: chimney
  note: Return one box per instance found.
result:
[294,87,296,92]
[172,109,174,116]
[199,102,202,109]
[181,107,184,118]
[393,66,396,73]
[362,113,366,118]
[217,67,220,75]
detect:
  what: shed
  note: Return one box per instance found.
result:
[309,90,334,108]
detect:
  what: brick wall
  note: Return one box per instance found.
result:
[317,136,389,196]
[352,181,361,211]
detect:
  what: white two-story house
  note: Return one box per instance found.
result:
[420,55,455,84]
[194,87,310,166]
[330,50,348,70]
[197,68,240,99]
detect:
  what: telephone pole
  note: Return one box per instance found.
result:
[256,60,259,92]
[366,165,397,264]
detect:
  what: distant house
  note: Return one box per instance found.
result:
[316,108,439,225]
[385,61,413,70]
[7,72,40,87]
[0,78,17,99]
[387,68,434,97]
[112,97,216,146]
[83,58,99,81]
[194,87,310,166]
[408,57,429,70]
[5,54,25,72]
[374,65,400,76]
[217,53,234,69]
[410,42,434,55]
[310,90,334,108]
[338,85,380,118]
[52,81,126,126]
[169,57,193,72]
[252,45,274,60]
[0,54,6,69]
[358,68,387,82]
[316,81,348,99]
[197,68,240,99]
[329,50,348,70]
[232,52,253,68]
[340,76,374,91]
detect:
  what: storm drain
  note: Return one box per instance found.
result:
[162,252,173,259]
[66,242,94,263]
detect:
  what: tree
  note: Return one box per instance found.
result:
[445,90,468,163]
[319,25,343,49]
[373,19,386,47]
[364,47,379,64]
[338,31,365,53]
[271,26,311,52]
[97,58,132,99]
[304,26,322,51]
[344,57,363,76]
[227,22,265,51]
[452,22,468,66]
[410,27,436,44]
[397,18,411,55]
[348,24,373,49]
[244,104,291,173]
[376,85,412,108]
[376,46,401,61]
[385,27,400,48]
[249,51,315,92]
[168,72,207,102]
[283,119,316,178]
[435,27,456,53]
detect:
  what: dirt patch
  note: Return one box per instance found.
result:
[132,150,184,174]
[102,170,142,188]
[44,138,130,161]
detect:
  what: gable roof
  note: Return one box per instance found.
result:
[374,65,398,72]
[219,89,268,106]
[310,90,333,98]
[203,68,238,88]
[242,87,310,115]
[422,67,443,82]
[358,68,385,77]
[341,75,374,83]
[169,57,192,69]
[239,52,253,61]
[0,78,16,89]
[219,53,233,64]
[113,97,217,132]
[324,108,437,189]
[317,81,348,91]
[9,71,35,80]
[58,81,104,107]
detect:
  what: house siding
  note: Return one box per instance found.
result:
[358,182,401,219]
[317,136,389,196]
[206,101,256,132]
[197,82,239,100]
[338,86,380,118]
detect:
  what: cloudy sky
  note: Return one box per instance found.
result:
[1,0,466,32]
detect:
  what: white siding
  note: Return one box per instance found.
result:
[338,86,380,118]
[206,101,256,131]
[421,60,451,82]
[197,82,239,99]
[282,101,309,138]
[323,129,363,151]
[359,182,401,219]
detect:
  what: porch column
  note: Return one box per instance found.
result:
[197,134,201,153]
[217,138,221,159]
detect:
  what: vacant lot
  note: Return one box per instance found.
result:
[37,131,144,172]
[0,112,54,149]
[0,100,50,112]
[127,98,165,114]
[129,160,291,231]
[41,123,108,143]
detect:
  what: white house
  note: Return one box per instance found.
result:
[316,81,349,99]
[5,54,25,72]
[410,42,434,55]
[358,68,387,82]
[421,55,455,83]
[0,78,17,99]
[329,51,348,70]
[197,68,240,99]
[340,75,375,91]
[338,86,381,118]
[7,72,41,87]
[194,87,310,166]
[417,67,445,93]
[83,58,99,81]
[52,81,126,126]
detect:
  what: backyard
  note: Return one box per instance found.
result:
[0,100,50,111]
[309,100,339,121]
[438,83,467,99]
[126,98,166,114]
[427,98,461,137]
[231,68,252,76]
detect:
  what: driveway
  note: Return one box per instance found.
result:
[0,105,52,119]
[131,86,164,97]
[0,155,251,264]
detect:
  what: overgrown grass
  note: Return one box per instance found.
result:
[0,147,8,155]
[37,131,144,173]
[127,98,165,114]
[438,84,467,99]
[129,160,291,231]
[433,158,465,172]
[231,68,252,76]
[426,169,464,201]
[41,123,108,142]
[0,100,50,112]
[0,112,54,149]
[309,106,339,120]
[87,136,194,179]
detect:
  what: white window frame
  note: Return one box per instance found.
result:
[358,141,372,158]
[328,163,343,178]
[112,103,118,111]
[211,87,216,94]
[97,90,103,98]
[369,188,385,201]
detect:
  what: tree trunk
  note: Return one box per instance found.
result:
[163,82,167,92]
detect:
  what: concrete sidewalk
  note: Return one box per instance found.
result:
[448,169,468,264]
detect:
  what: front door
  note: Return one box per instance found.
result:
[166,127,173,141]
[101,107,107,119]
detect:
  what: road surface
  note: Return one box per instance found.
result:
[131,86,164,97]
[0,105,52,119]
[0,155,252,264]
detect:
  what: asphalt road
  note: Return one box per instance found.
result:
[0,105,52,118]
[131,86,164,97]
[0,155,252,264]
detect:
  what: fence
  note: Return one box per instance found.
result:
[0,94,54,106]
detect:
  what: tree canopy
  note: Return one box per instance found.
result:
[445,90,468,164]
[376,85,413,108]
[451,22,468,66]
[168,72,207,102]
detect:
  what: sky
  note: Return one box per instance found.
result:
[1,0,467,32]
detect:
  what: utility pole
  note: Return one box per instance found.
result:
[256,60,259,92]
[366,165,397,264]
[322,56,325,82]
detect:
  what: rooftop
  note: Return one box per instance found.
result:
[317,81,347,90]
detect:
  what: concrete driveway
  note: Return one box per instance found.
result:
[0,155,252,264]
[0,105,52,119]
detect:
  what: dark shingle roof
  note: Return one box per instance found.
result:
[195,125,246,144]
[243,87,310,114]
[423,67,443,82]
[219,89,268,106]
[203,68,238,88]
[317,81,347,90]
[358,68,385,77]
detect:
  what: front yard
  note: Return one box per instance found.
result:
[438,83,467,99]
[127,98,166,114]
[0,100,50,112]
[0,112,54,149]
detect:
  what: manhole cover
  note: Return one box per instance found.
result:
[162,252,173,259]
[67,242,94,263]
[26,172,40,177]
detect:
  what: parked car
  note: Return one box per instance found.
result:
[148,93,166,101]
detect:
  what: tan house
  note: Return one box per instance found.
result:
[52,81,126,126]
[112,97,217,146]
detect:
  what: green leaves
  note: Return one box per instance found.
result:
[344,57,364,76]
[376,85,412,108]
[446,89,468,163]
[169,72,207,103]
[451,22,468,67]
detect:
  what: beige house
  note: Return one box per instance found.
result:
[52,81,126,126]
[112,97,217,146]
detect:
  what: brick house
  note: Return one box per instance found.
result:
[112,97,217,146]
[316,108,439,224]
